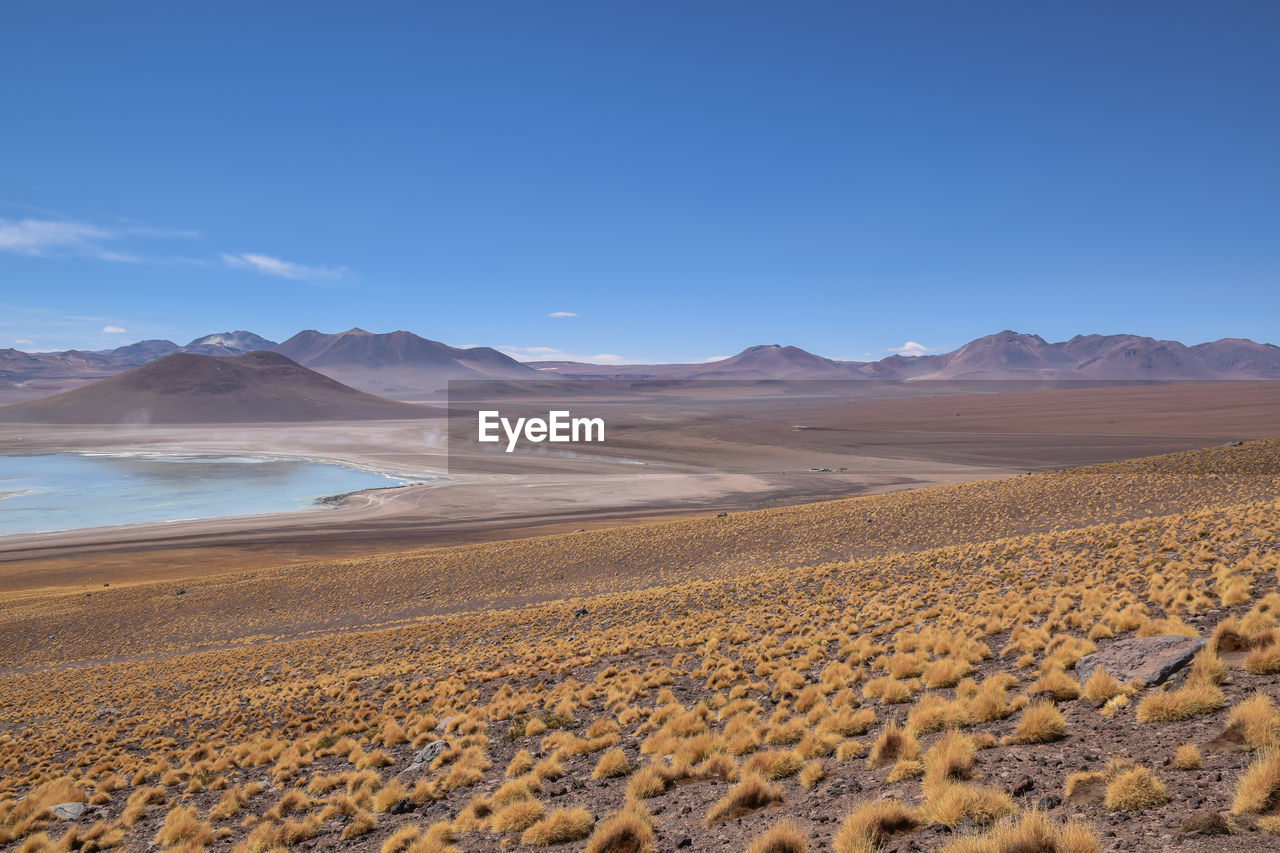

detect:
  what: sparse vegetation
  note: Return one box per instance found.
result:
[2,441,1279,852]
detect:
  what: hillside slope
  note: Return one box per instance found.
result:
[2,440,1280,852]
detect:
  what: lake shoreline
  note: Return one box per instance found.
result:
[0,450,417,538]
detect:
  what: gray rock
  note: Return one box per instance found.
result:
[51,802,85,820]
[408,740,447,768]
[1076,635,1205,687]
[418,740,447,762]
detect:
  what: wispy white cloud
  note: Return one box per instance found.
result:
[548,311,578,318]
[102,325,127,334]
[0,217,200,262]
[0,219,111,255]
[1,210,354,283]
[888,341,932,357]
[221,252,347,282]
[14,339,33,345]
[498,346,627,365]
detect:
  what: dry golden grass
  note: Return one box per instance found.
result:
[866,722,918,769]
[1188,646,1226,685]
[936,810,1100,853]
[926,781,1016,828]
[1244,642,1280,674]
[520,806,594,846]
[1013,701,1067,743]
[907,693,969,734]
[625,765,672,799]
[832,799,919,853]
[583,803,656,853]
[1104,766,1168,811]
[381,825,421,853]
[1231,749,1280,814]
[1032,668,1081,701]
[2,441,1279,853]
[1224,692,1280,750]
[591,748,631,779]
[922,731,976,788]
[745,819,809,853]
[153,805,213,847]
[1171,743,1202,770]
[743,749,805,781]
[705,774,783,826]
[966,674,1016,722]
[1134,682,1225,723]
[1080,668,1124,702]
[490,798,545,833]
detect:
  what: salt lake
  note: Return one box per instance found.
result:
[0,452,413,536]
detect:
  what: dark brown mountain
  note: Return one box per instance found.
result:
[930,330,1077,377]
[110,339,183,366]
[687,344,864,379]
[528,345,865,381]
[1191,338,1280,377]
[1060,334,1213,380]
[0,348,121,403]
[0,351,431,424]
[273,328,538,396]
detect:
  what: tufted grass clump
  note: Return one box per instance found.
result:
[521,807,594,846]
[1135,682,1225,723]
[1014,701,1067,743]
[1104,765,1168,811]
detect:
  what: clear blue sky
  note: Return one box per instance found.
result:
[2,1,1277,363]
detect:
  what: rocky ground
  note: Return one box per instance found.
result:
[3,440,1280,852]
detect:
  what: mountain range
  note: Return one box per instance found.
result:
[273,328,537,397]
[2,329,1279,405]
[530,331,1280,382]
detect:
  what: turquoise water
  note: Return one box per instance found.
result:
[0,453,410,536]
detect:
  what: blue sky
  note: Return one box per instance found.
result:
[2,1,1277,363]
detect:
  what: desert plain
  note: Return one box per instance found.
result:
[4,380,1280,853]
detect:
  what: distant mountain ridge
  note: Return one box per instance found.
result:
[532,331,1280,382]
[857,331,1280,381]
[2,329,1278,404]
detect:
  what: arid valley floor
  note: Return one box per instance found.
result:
[4,386,1280,852]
